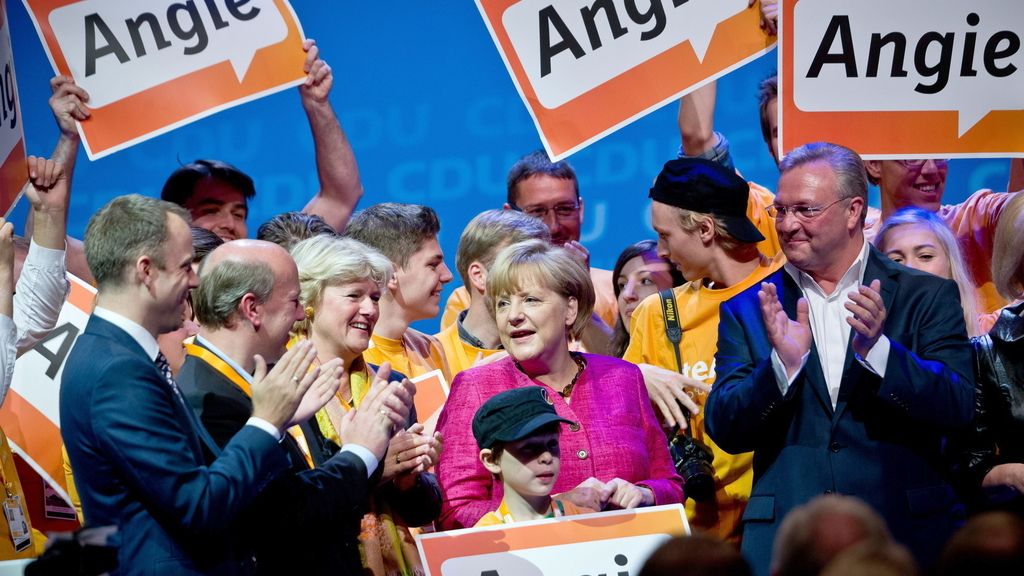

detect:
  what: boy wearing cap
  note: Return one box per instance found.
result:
[472,387,594,526]
[623,157,784,544]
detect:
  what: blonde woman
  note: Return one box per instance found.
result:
[876,207,983,336]
[436,240,682,529]
[958,193,1024,515]
[290,234,442,576]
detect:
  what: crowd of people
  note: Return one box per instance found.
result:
[1,26,1024,576]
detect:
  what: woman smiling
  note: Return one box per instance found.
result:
[290,234,442,576]
[436,239,682,529]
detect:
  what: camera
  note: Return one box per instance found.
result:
[668,426,716,503]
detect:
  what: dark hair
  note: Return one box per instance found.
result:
[160,159,256,207]
[506,150,579,206]
[639,534,751,576]
[757,73,778,148]
[256,211,336,251]
[939,512,1024,576]
[191,227,224,264]
[345,203,441,268]
[609,240,684,357]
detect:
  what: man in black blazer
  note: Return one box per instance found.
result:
[60,195,337,575]
[704,143,974,576]
[178,239,415,573]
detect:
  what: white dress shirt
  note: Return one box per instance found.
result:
[772,240,890,407]
[0,241,70,405]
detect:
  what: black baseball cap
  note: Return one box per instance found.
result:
[472,387,575,450]
[649,157,765,244]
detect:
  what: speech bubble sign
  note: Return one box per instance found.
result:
[792,0,1024,137]
[477,0,773,160]
[502,0,750,110]
[440,534,669,575]
[23,0,306,159]
[416,505,689,576]
[0,0,24,214]
[47,0,288,108]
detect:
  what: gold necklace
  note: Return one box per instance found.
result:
[514,353,587,399]
[558,353,587,399]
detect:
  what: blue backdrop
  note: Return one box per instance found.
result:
[7,2,1011,334]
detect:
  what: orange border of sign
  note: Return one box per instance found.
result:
[779,0,1024,159]
[475,0,775,160]
[417,504,688,576]
[0,275,95,503]
[22,0,308,159]
[0,139,24,215]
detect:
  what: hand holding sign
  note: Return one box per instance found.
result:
[299,38,332,105]
[25,0,308,159]
[48,76,89,138]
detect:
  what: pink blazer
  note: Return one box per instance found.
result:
[436,354,683,529]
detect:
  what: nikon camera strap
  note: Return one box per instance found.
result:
[658,288,683,374]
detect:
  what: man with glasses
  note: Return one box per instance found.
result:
[705,143,974,576]
[864,158,1020,313]
[440,151,618,335]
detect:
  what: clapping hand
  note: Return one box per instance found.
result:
[758,282,811,379]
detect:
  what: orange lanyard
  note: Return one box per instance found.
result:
[184,343,252,396]
[184,343,313,467]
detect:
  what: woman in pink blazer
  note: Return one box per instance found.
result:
[435,239,683,529]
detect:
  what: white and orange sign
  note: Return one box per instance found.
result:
[780,0,1024,158]
[476,0,775,161]
[416,504,688,576]
[410,369,449,437]
[0,274,94,506]
[0,0,24,214]
[23,0,309,159]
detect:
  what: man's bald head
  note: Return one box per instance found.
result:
[193,239,292,329]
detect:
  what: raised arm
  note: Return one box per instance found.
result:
[16,158,71,352]
[298,39,364,232]
[33,76,93,283]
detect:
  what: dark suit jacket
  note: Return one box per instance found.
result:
[705,247,974,576]
[178,343,440,574]
[59,316,290,576]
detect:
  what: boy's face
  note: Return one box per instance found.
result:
[483,429,561,499]
[392,236,453,321]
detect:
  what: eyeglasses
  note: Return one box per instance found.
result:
[895,159,949,169]
[766,197,849,222]
[517,202,580,221]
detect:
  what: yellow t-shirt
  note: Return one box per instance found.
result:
[364,329,452,384]
[473,498,593,527]
[440,267,620,331]
[434,322,502,379]
[623,252,785,544]
[746,180,783,259]
[0,429,45,559]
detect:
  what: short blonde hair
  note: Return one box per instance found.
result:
[290,235,393,335]
[486,239,595,340]
[455,210,551,288]
[674,207,741,253]
[993,193,1024,301]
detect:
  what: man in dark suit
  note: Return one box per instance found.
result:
[59,195,349,575]
[704,143,974,576]
[178,239,417,573]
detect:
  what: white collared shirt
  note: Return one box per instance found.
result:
[93,307,160,361]
[1,242,70,405]
[772,239,890,407]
